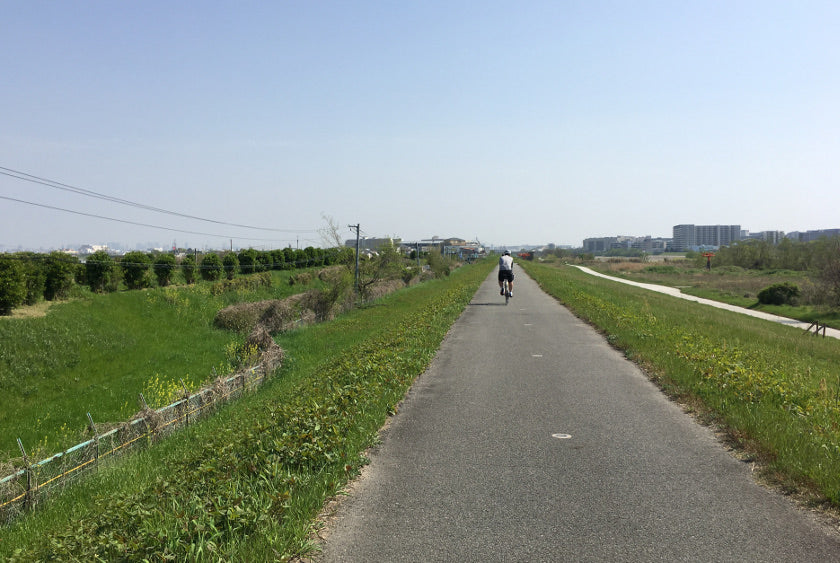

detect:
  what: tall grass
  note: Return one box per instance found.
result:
[521,261,840,505]
[0,259,495,561]
[0,270,327,460]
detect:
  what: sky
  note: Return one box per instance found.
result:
[2,1,839,251]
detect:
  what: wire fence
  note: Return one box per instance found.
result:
[0,363,270,525]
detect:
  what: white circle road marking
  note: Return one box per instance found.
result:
[532,354,543,358]
[552,433,572,440]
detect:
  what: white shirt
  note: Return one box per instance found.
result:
[499,255,514,271]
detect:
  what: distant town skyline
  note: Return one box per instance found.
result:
[3,223,838,256]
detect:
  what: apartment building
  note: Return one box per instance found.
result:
[671,224,741,251]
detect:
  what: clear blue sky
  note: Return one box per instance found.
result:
[2,1,838,251]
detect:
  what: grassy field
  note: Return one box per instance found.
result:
[587,259,840,329]
[0,259,495,561]
[520,260,840,510]
[0,270,330,461]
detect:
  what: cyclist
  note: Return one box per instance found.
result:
[498,250,514,298]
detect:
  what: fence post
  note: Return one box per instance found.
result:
[16,438,36,511]
[87,413,99,466]
[138,393,153,441]
[180,379,191,425]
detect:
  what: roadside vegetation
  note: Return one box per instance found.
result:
[0,268,315,461]
[576,237,840,330]
[0,243,450,460]
[520,259,840,512]
[0,246,355,317]
[0,255,492,560]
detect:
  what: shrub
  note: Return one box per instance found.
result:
[209,272,271,295]
[44,251,78,300]
[238,248,258,274]
[289,272,312,286]
[18,253,46,305]
[121,251,153,290]
[427,250,451,279]
[256,250,273,272]
[181,254,197,284]
[153,253,177,287]
[200,253,223,281]
[643,265,678,274]
[757,282,800,306]
[0,254,26,314]
[214,301,267,332]
[85,251,117,293]
[222,253,239,280]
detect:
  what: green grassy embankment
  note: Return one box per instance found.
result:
[0,270,327,460]
[521,260,840,509]
[0,259,494,561]
[588,260,840,330]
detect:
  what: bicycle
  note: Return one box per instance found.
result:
[502,278,511,305]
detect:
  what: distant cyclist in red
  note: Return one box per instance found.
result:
[498,250,514,298]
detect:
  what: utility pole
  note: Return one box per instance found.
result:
[349,223,360,294]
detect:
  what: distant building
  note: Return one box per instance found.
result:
[789,228,840,242]
[582,236,667,255]
[344,236,401,251]
[745,231,785,244]
[79,244,109,256]
[671,224,741,251]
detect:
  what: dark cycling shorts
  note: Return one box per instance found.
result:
[498,270,514,283]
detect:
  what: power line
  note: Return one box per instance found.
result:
[0,195,296,243]
[0,165,314,233]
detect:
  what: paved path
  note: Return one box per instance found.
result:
[573,265,840,340]
[316,270,840,562]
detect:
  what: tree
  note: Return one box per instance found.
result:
[303,246,325,267]
[329,246,355,265]
[44,251,79,300]
[357,243,409,300]
[121,251,152,290]
[238,248,258,275]
[318,213,345,248]
[292,249,307,269]
[86,251,117,293]
[153,253,177,287]
[282,248,295,270]
[17,252,46,305]
[200,253,223,281]
[255,250,273,272]
[816,237,840,308]
[181,254,197,284]
[426,247,452,278]
[222,252,239,280]
[270,249,286,271]
[0,254,27,315]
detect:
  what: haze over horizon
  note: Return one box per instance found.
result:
[2,2,838,251]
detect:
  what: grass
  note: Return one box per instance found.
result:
[520,260,840,509]
[0,269,329,461]
[0,259,495,561]
[584,259,840,330]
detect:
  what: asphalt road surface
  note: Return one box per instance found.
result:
[315,269,840,562]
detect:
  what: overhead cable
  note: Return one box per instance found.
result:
[0,195,294,243]
[0,166,314,233]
